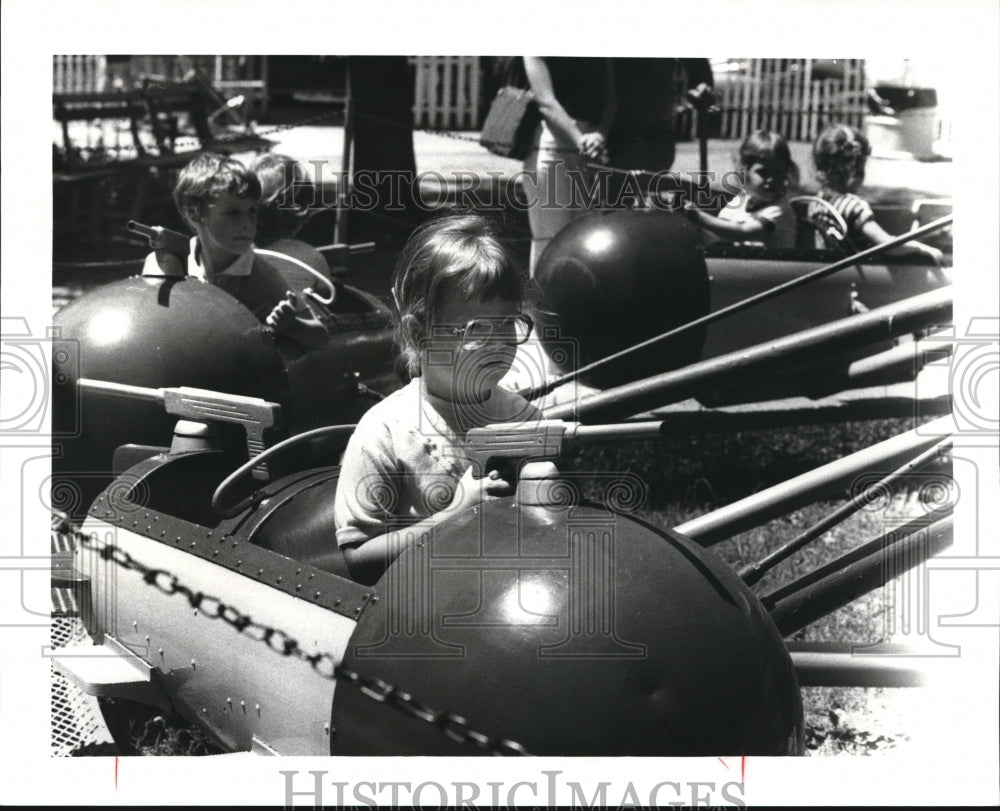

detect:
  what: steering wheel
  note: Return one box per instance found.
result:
[254,248,338,306]
[211,424,356,518]
[789,195,866,278]
[788,196,859,250]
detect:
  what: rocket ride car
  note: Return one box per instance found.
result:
[51,223,398,513]
[57,381,804,756]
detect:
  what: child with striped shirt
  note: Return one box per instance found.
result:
[809,124,944,266]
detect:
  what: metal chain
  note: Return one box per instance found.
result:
[234,104,659,179]
[213,106,349,145]
[66,526,529,756]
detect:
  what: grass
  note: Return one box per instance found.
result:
[89,698,223,757]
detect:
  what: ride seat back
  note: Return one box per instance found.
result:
[249,469,353,579]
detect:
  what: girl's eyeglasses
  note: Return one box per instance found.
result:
[440,314,534,350]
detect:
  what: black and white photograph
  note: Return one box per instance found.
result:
[1,0,998,806]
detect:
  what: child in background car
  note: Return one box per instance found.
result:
[250,153,337,294]
[809,124,944,265]
[685,130,799,249]
[143,153,328,349]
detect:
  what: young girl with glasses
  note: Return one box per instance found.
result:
[333,214,547,583]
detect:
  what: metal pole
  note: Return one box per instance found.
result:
[760,503,953,608]
[788,643,936,688]
[838,330,955,388]
[543,287,952,422]
[335,59,353,245]
[521,214,953,402]
[738,438,952,585]
[675,415,952,546]
[767,514,953,637]
[709,328,956,402]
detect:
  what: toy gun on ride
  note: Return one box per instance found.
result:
[128,220,190,278]
[78,378,282,479]
[465,419,667,480]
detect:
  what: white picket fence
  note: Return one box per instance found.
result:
[411,56,481,129]
[51,56,953,153]
[53,55,107,94]
[55,54,479,130]
[704,58,868,143]
[409,56,871,140]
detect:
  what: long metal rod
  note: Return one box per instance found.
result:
[543,286,952,422]
[760,504,953,608]
[768,515,953,637]
[738,438,952,585]
[706,328,956,403]
[522,214,953,401]
[675,415,952,546]
[788,646,934,688]
[838,331,955,388]
[334,59,353,245]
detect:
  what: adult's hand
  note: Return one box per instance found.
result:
[579,131,609,164]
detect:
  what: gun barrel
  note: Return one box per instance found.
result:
[571,421,666,444]
[464,420,668,477]
[316,241,377,255]
[127,220,160,239]
[78,378,164,404]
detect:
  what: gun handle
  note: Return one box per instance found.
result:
[469,455,516,480]
[244,424,283,480]
[153,250,187,278]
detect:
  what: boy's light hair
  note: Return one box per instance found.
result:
[249,153,314,245]
[391,213,524,379]
[173,152,261,226]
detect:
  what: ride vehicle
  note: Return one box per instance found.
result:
[52,224,398,513]
[51,208,955,756]
[53,370,953,755]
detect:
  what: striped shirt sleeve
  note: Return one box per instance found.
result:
[835,194,875,233]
